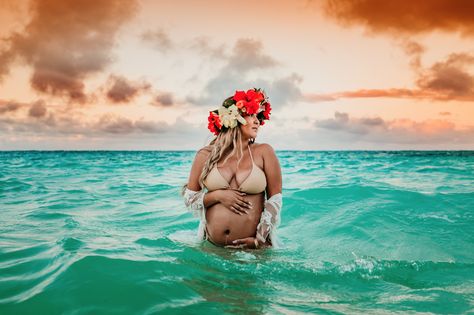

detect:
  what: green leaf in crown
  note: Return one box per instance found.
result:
[222,96,235,108]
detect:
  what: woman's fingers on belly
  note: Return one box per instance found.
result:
[237,198,252,209]
[231,204,248,215]
[237,198,253,212]
[230,205,246,215]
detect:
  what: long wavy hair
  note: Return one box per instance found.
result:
[199,126,256,189]
[181,125,254,194]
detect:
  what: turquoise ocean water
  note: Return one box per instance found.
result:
[1,150,473,314]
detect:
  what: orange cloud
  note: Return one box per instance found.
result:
[312,2,474,103]
[28,100,47,118]
[141,29,174,53]
[323,0,474,37]
[342,88,428,99]
[105,75,151,104]
[0,49,14,81]
[416,53,474,98]
[399,39,425,70]
[0,0,137,102]
[304,88,455,102]
[188,36,226,59]
[151,92,175,107]
[315,111,474,144]
[304,52,474,102]
[226,38,279,71]
[0,109,169,137]
[0,100,23,114]
[96,114,166,134]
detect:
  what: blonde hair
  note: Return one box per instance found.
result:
[180,125,252,196]
[198,127,250,189]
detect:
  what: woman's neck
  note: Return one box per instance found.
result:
[240,136,251,148]
[219,138,251,163]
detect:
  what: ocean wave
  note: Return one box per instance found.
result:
[1,151,473,313]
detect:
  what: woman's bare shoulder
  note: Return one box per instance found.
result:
[196,145,213,157]
[252,143,276,162]
[189,145,213,178]
[253,142,275,154]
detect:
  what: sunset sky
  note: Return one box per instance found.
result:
[1,0,474,150]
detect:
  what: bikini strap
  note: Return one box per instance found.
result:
[247,144,254,164]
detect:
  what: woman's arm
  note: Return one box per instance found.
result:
[184,147,239,209]
[262,143,282,198]
[256,143,283,245]
[182,147,221,213]
[186,147,208,191]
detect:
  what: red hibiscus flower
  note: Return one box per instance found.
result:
[263,102,271,119]
[233,90,247,102]
[246,99,260,115]
[208,111,221,135]
[245,89,257,100]
[246,89,264,103]
[233,89,264,104]
[231,88,269,119]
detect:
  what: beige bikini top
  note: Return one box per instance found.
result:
[203,144,266,194]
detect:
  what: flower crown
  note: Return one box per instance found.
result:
[207,88,272,135]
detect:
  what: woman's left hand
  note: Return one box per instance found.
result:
[225,237,261,249]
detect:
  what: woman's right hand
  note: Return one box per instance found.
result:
[217,189,252,215]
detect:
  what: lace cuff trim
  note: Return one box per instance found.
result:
[256,193,282,245]
[182,185,206,221]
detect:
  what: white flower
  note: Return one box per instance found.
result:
[218,104,247,128]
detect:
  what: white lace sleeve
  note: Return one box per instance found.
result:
[181,185,206,219]
[181,185,207,240]
[256,193,282,248]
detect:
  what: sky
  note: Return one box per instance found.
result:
[0,0,473,150]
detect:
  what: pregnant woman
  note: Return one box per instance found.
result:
[181,88,283,249]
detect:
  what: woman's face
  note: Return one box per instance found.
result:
[240,114,260,140]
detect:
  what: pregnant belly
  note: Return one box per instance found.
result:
[205,193,264,246]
